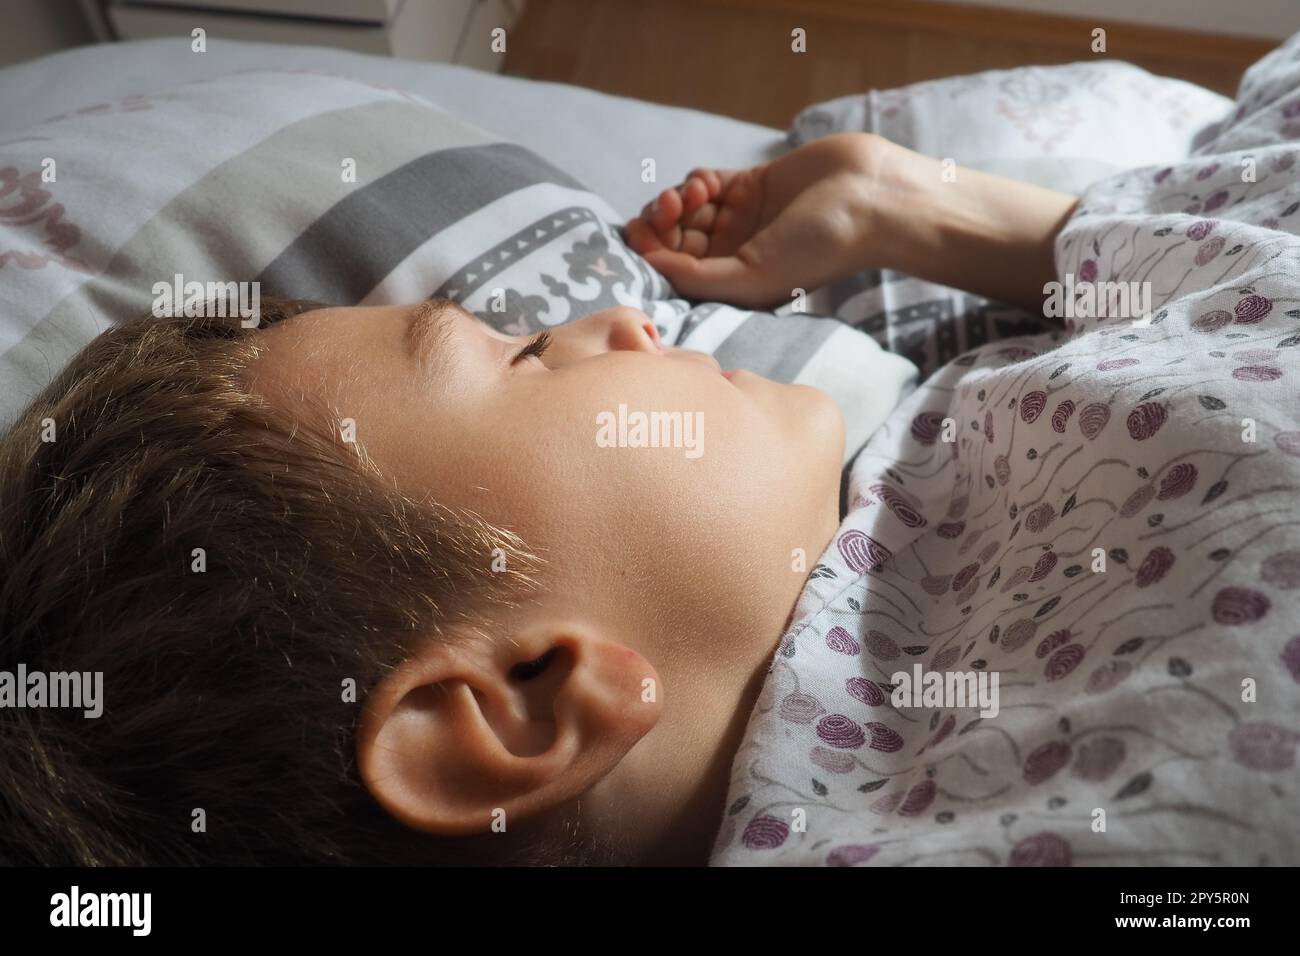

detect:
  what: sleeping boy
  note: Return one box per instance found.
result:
[3,52,1299,865]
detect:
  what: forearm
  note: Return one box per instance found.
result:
[860,137,1079,313]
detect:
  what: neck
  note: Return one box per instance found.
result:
[592,503,842,865]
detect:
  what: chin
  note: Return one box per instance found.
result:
[793,383,847,469]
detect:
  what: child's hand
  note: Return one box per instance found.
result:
[624,133,895,309]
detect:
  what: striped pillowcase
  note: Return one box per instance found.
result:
[1,70,915,454]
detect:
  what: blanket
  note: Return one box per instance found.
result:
[712,38,1300,866]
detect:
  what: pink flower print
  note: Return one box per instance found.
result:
[1020,390,1047,423]
[1203,190,1229,212]
[1050,400,1075,433]
[1212,587,1271,625]
[1026,502,1056,533]
[1024,740,1072,784]
[742,815,790,850]
[1036,628,1072,659]
[1029,551,1058,582]
[846,677,887,707]
[865,721,904,753]
[1078,402,1111,439]
[1009,832,1072,866]
[1086,660,1133,694]
[1276,432,1300,456]
[1001,618,1039,653]
[1045,644,1086,681]
[869,481,926,528]
[1192,309,1232,332]
[865,630,901,660]
[1156,464,1197,500]
[1232,366,1283,382]
[951,562,981,592]
[994,455,1011,486]
[1072,736,1126,781]
[811,745,857,774]
[825,626,861,656]
[780,692,826,724]
[1097,357,1139,371]
[838,530,891,573]
[870,791,904,815]
[911,411,945,444]
[1228,722,1299,771]
[898,779,937,816]
[1135,547,1175,587]
[817,714,866,749]
[1261,551,1300,589]
[1126,402,1167,440]
[827,844,879,866]
[1282,636,1300,684]
[922,573,953,592]
[1195,236,1226,266]
[1234,294,1273,324]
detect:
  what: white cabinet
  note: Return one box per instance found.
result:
[103,0,522,70]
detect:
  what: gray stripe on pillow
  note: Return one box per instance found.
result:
[258,143,588,304]
[1,101,494,428]
[711,313,840,383]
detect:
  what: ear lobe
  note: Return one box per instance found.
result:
[356,625,661,838]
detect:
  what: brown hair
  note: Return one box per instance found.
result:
[0,298,603,865]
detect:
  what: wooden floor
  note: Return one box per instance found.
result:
[504,0,1278,129]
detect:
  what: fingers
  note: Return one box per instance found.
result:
[627,166,745,258]
[623,216,665,255]
[630,191,714,256]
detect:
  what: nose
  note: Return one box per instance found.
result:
[545,306,664,364]
[602,306,663,353]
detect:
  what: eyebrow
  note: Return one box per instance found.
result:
[404,299,458,374]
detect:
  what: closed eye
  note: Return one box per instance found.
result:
[512,330,552,365]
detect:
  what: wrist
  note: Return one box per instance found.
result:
[845,134,939,275]
[862,142,1079,311]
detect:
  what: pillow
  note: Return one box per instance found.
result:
[0,69,914,460]
[790,60,1232,194]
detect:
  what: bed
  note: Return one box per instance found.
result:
[6,36,1296,867]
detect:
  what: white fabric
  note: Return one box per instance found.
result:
[713,47,1300,867]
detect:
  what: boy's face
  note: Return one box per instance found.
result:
[244,302,844,629]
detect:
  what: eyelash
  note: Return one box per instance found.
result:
[513,330,552,365]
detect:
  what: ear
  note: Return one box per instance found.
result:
[356,622,661,837]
